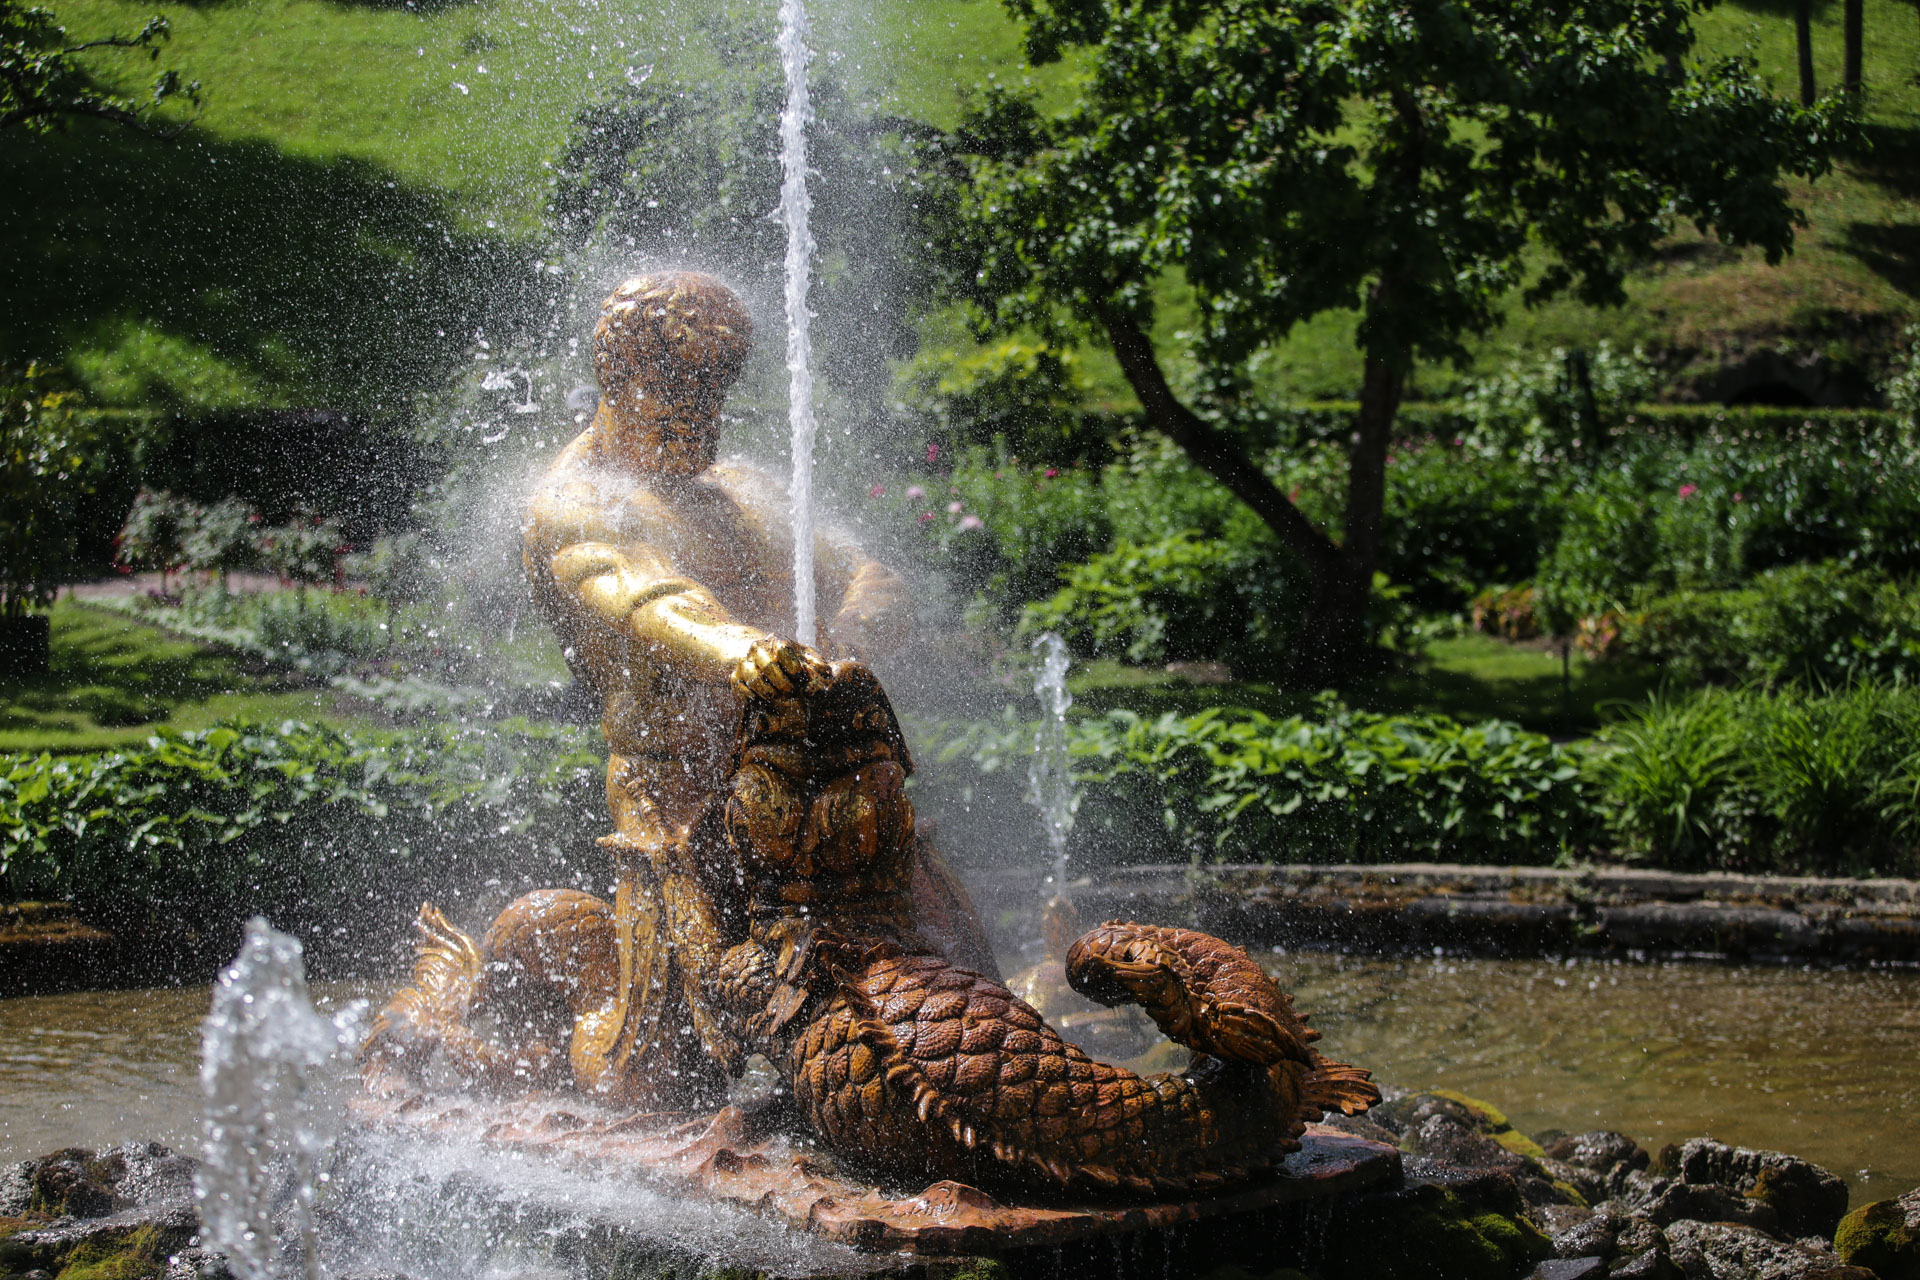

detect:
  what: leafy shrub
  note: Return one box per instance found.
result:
[178,496,262,588]
[883,446,1113,621]
[0,719,605,945]
[1020,532,1302,671]
[1588,685,1920,875]
[114,489,192,589]
[922,702,1598,867]
[1,364,96,618]
[898,339,1097,461]
[1460,342,1660,465]
[1382,447,1565,609]
[1620,563,1920,687]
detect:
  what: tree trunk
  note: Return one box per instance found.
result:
[1280,354,1406,685]
[1099,309,1411,686]
[1843,0,1863,97]
[1796,0,1817,106]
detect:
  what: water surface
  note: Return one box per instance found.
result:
[2,957,1915,1200]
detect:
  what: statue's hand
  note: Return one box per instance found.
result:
[732,636,832,701]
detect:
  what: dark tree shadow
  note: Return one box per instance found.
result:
[1846,124,1920,198]
[1841,222,1920,300]
[0,123,552,408]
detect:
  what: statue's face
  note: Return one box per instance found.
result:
[592,272,753,477]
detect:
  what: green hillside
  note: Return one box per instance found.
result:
[0,0,1915,409]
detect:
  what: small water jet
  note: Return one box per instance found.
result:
[1027,631,1075,898]
[198,918,363,1280]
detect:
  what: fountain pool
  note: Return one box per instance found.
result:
[4,954,1914,1199]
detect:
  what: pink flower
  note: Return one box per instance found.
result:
[1732,492,1744,504]
[1678,483,1698,500]
[926,443,940,464]
[918,511,935,524]
[958,514,984,531]
[993,471,1004,480]
[906,485,925,500]
[1044,468,1059,479]
[869,484,885,498]
[948,500,964,514]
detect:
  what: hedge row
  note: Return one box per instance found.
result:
[0,719,608,957]
[916,702,1599,867]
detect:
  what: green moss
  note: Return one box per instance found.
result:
[1835,1198,1920,1280]
[1325,1188,1552,1280]
[937,1262,1012,1280]
[1549,1180,1591,1209]
[0,1212,54,1241]
[1429,1090,1513,1134]
[54,1225,165,1280]
[1491,1130,1549,1161]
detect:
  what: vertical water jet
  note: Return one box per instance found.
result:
[777,0,818,646]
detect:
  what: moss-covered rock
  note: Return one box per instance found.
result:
[51,1224,166,1280]
[1835,1188,1920,1280]
[1321,1183,1553,1280]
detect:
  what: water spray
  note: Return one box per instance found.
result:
[1027,631,1075,897]
[777,0,818,646]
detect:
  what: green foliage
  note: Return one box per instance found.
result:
[896,339,1094,461]
[1460,343,1661,465]
[1587,685,1920,875]
[176,495,259,585]
[1621,562,1920,686]
[885,445,1115,621]
[0,362,92,617]
[955,0,1844,368]
[111,488,188,584]
[0,718,603,923]
[0,0,196,133]
[927,701,1598,866]
[254,508,345,593]
[1020,532,1302,672]
[1379,447,1564,611]
[1534,422,1920,624]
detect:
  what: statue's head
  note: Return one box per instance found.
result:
[592,271,754,477]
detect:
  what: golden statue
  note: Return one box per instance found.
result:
[363,272,1377,1195]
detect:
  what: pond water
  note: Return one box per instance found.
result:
[2,955,1915,1200]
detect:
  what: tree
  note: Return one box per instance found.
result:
[942,0,1849,681]
[1842,0,1863,97]
[0,362,88,619]
[1796,0,1817,106]
[1,0,197,133]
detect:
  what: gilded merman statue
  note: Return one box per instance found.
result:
[364,272,1378,1195]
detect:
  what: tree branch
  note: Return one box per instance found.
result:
[1099,309,1337,572]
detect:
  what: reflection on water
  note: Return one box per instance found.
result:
[1278,952,1920,1197]
[0,983,371,1165]
[1,958,1915,1202]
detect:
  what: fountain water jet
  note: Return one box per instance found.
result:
[199,918,363,1280]
[1027,630,1075,896]
[778,0,819,647]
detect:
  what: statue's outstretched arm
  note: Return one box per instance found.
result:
[549,540,830,699]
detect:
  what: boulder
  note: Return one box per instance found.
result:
[1674,1139,1850,1240]
[1834,1186,1920,1280]
[1405,1115,1532,1178]
[1664,1220,1875,1280]
[1531,1258,1608,1280]
[1552,1206,1624,1260]
[1644,1181,1779,1233]
[1547,1133,1651,1178]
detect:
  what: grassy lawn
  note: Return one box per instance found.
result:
[0,600,374,753]
[5,0,1916,410]
[1069,632,1664,737]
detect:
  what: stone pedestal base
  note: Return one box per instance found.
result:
[349,1086,1400,1261]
